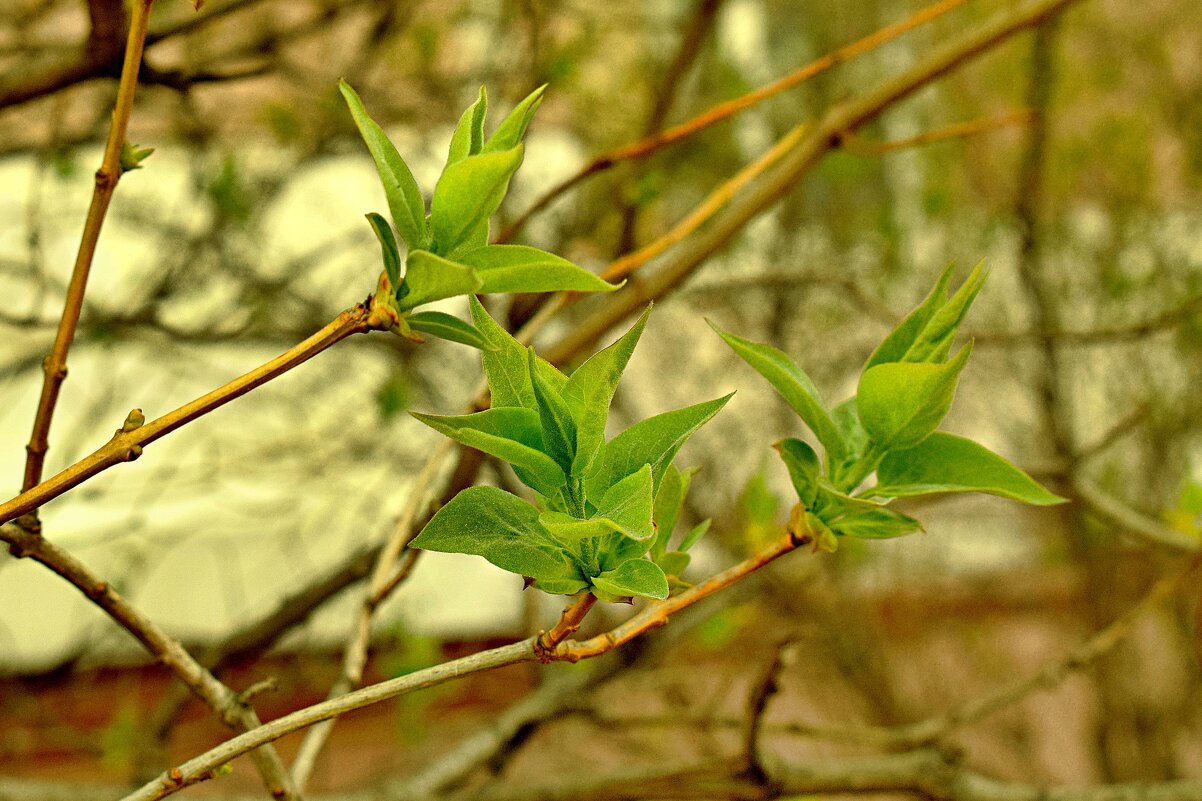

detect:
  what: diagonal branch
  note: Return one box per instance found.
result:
[497,0,971,243]
[544,0,1086,365]
[119,531,806,801]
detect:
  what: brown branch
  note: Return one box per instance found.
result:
[0,521,300,800]
[1,301,383,526]
[289,439,454,791]
[741,642,789,781]
[534,592,600,660]
[20,0,153,510]
[496,0,971,243]
[839,108,1032,156]
[119,531,805,801]
[601,122,809,283]
[543,0,1085,365]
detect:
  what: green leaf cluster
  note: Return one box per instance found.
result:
[712,263,1065,548]
[341,81,620,347]
[409,300,730,601]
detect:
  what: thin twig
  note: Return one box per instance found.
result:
[290,439,454,791]
[0,301,383,526]
[742,642,789,780]
[497,0,971,243]
[0,522,301,800]
[544,0,1085,365]
[20,0,154,507]
[119,532,803,801]
[838,108,1032,156]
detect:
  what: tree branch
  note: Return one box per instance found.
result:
[497,0,970,243]
[1,301,383,526]
[20,0,153,509]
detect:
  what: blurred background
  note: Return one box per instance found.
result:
[1,0,1201,797]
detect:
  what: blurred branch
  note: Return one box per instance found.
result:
[289,439,454,792]
[497,0,971,243]
[0,521,300,800]
[472,750,1202,801]
[973,293,1202,345]
[1072,478,1199,552]
[610,0,726,256]
[840,108,1033,156]
[544,0,1086,365]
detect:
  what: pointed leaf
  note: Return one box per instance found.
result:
[447,86,487,165]
[411,407,565,496]
[591,558,668,601]
[406,311,494,350]
[538,511,622,544]
[484,84,546,152]
[529,347,577,472]
[597,464,655,541]
[468,296,566,410]
[902,262,987,363]
[459,245,621,294]
[652,464,695,558]
[365,212,400,288]
[709,321,845,460]
[340,80,427,250]
[873,432,1066,505]
[589,394,733,500]
[775,438,821,509]
[857,343,973,450]
[828,504,923,539]
[864,263,955,369]
[563,306,650,476]
[831,397,868,458]
[430,145,524,255]
[656,551,690,579]
[398,250,483,311]
[410,486,585,589]
[678,518,710,552]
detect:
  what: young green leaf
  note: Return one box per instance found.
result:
[857,342,973,450]
[340,80,428,250]
[410,486,587,593]
[831,397,868,458]
[591,389,730,495]
[901,262,986,364]
[406,311,494,350]
[397,250,483,311]
[528,347,577,472]
[864,263,955,369]
[589,394,733,499]
[538,511,623,544]
[591,558,669,601]
[708,321,845,461]
[595,464,655,541]
[468,296,566,410]
[563,306,650,476]
[365,212,401,289]
[678,518,710,552]
[827,503,923,539]
[411,407,566,496]
[483,84,547,153]
[872,432,1066,505]
[774,438,821,509]
[656,550,690,579]
[430,145,524,256]
[651,464,694,558]
[447,86,487,166]
[458,245,621,294]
